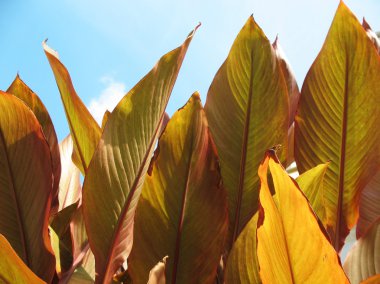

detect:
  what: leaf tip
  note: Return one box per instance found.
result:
[42,39,59,59]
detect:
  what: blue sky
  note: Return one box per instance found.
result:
[1,0,379,141]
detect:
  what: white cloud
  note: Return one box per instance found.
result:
[88,76,126,125]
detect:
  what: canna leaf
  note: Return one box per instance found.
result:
[101,110,111,130]
[147,256,168,284]
[294,1,380,251]
[7,75,61,213]
[204,16,288,245]
[272,37,300,126]
[296,162,329,225]
[128,94,228,284]
[256,150,348,284]
[343,219,380,284]
[82,27,197,283]
[43,42,102,175]
[58,135,81,210]
[224,213,260,284]
[0,234,45,284]
[0,91,55,282]
[356,172,380,239]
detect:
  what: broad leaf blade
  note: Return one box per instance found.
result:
[0,235,45,284]
[343,219,380,284]
[0,91,55,282]
[296,162,329,225]
[43,42,102,174]
[257,151,348,283]
[82,28,197,283]
[204,16,289,245]
[357,172,380,239]
[58,135,81,210]
[224,213,260,284]
[128,94,228,284]
[294,2,380,251]
[7,75,61,213]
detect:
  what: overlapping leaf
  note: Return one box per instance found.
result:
[357,172,380,239]
[294,2,380,251]
[0,91,55,282]
[44,42,101,174]
[82,27,197,283]
[343,219,380,284]
[0,235,45,284]
[128,94,228,284]
[362,19,380,54]
[205,16,289,245]
[58,135,81,211]
[7,75,61,213]
[272,37,300,126]
[256,151,348,283]
[224,213,260,284]
[296,163,329,225]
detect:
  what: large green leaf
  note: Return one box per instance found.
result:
[256,151,348,284]
[82,27,197,283]
[7,75,61,213]
[343,219,380,284]
[0,235,45,284]
[294,2,380,251]
[128,93,228,284]
[43,42,102,174]
[204,16,289,245]
[0,91,55,282]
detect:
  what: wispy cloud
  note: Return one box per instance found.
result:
[88,76,126,125]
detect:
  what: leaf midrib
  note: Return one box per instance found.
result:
[334,52,350,251]
[99,113,167,283]
[171,124,195,284]
[232,47,255,243]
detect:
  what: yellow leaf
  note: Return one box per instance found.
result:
[256,150,348,284]
[82,27,197,283]
[128,94,228,284]
[0,235,45,284]
[296,162,329,225]
[205,16,289,246]
[224,213,260,284]
[294,1,380,251]
[43,41,102,175]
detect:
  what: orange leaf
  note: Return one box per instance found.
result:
[256,150,348,284]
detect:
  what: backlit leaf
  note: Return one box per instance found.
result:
[204,16,288,245]
[343,219,380,284]
[0,91,55,282]
[361,274,380,284]
[296,162,329,225]
[272,37,300,126]
[58,135,81,210]
[294,1,380,251]
[43,42,102,174]
[0,235,45,284]
[224,213,260,284]
[128,94,228,284]
[7,75,61,213]
[256,150,348,284]
[82,27,197,283]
